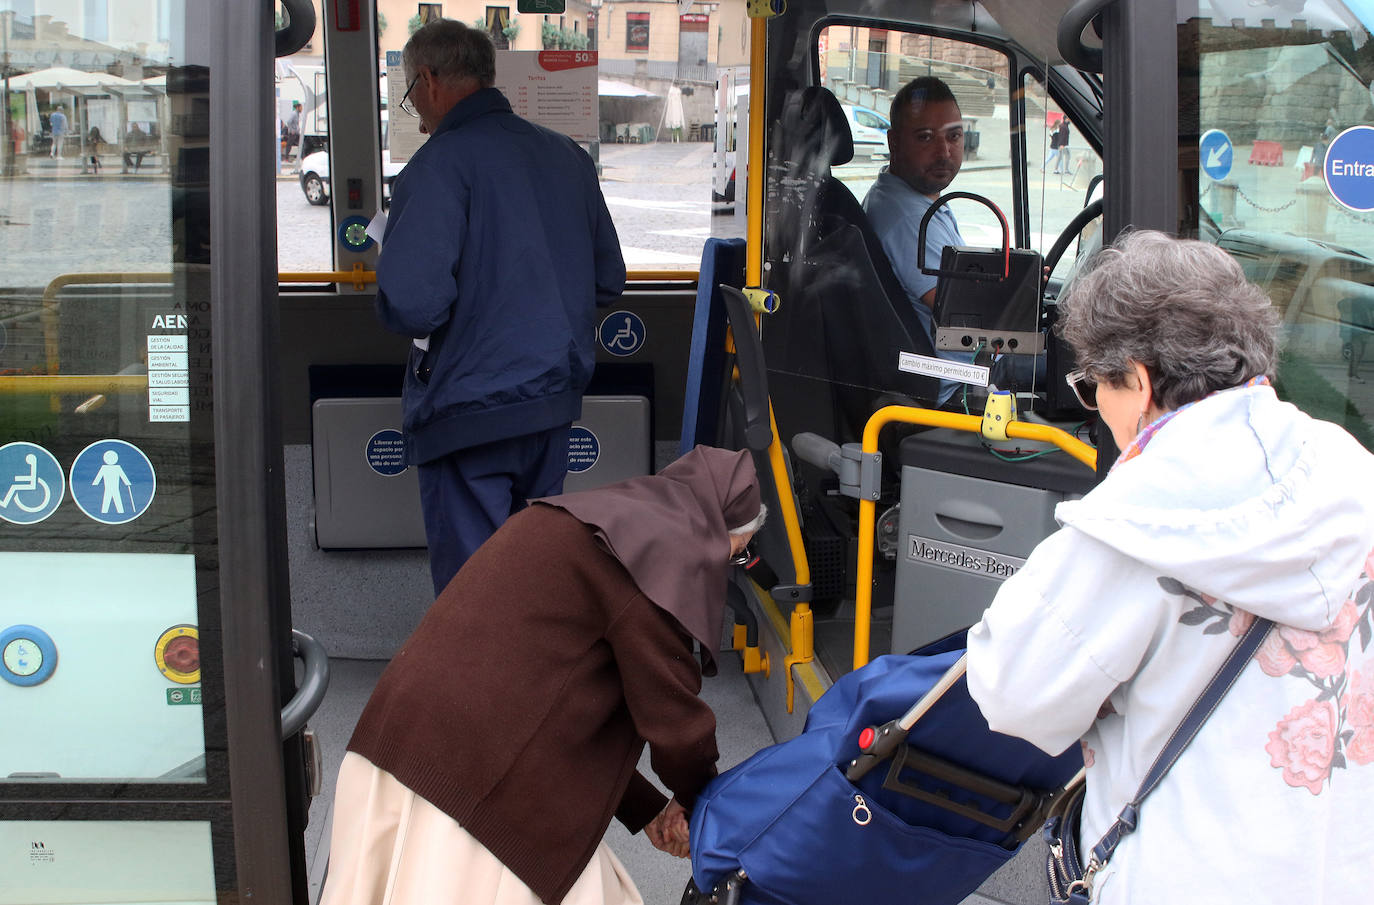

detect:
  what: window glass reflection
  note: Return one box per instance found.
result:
[1183,2,1374,450]
[0,4,213,785]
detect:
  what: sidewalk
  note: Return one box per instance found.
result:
[9,153,307,181]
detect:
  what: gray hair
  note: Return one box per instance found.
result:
[403,19,496,90]
[1057,229,1279,410]
[728,502,768,537]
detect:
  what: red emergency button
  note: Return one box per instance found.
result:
[155,624,201,685]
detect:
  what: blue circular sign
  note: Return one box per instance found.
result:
[567,426,600,473]
[0,442,65,525]
[365,429,408,476]
[1,624,58,687]
[599,310,646,357]
[69,439,156,525]
[1199,129,1233,181]
[1325,126,1374,212]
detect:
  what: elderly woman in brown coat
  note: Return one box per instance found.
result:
[321,446,765,905]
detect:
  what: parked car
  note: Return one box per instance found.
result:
[841,103,890,160]
[299,116,406,206]
[298,147,405,206]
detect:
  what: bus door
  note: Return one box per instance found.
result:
[0,0,311,901]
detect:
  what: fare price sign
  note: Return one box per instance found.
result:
[493,51,598,143]
[386,50,598,161]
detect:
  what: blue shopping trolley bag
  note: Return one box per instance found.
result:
[688,633,1082,905]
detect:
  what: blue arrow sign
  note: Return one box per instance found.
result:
[69,439,156,525]
[0,442,64,525]
[1200,129,1233,181]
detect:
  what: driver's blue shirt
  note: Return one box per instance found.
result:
[863,168,974,405]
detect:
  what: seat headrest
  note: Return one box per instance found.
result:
[780,86,854,169]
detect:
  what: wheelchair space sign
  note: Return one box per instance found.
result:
[69,439,156,525]
[599,311,646,357]
[0,442,65,525]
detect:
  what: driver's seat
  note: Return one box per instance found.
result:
[763,85,940,446]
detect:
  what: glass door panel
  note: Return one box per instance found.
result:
[1180,1,1374,451]
[0,8,217,791]
[0,820,216,903]
[0,0,282,899]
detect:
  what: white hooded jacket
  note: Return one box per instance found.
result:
[968,382,1374,904]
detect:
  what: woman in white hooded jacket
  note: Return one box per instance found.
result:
[967,230,1374,904]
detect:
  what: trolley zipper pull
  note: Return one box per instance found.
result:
[851,793,872,826]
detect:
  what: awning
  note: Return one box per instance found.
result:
[599,78,658,98]
[6,67,136,91]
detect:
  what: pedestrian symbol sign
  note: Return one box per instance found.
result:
[69,439,156,525]
[0,442,65,525]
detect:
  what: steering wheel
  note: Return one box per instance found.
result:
[1042,197,1104,297]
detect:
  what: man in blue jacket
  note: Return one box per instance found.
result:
[377,19,626,595]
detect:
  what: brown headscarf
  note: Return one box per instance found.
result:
[533,445,761,675]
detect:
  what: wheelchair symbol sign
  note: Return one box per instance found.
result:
[599,311,646,357]
[69,439,156,525]
[0,442,65,525]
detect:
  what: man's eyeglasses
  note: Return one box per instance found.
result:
[1065,370,1098,411]
[399,72,422,118]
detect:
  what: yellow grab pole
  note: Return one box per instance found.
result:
[853,406,1096,671]
[746,15,766,289]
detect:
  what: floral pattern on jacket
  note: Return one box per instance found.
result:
[1160,555,1374,796]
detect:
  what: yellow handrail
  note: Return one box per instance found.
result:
[14,266,702,399]
[853,405,1097,671]
[626,270,698,283]
[0,375,147,395]
[40,272,174,376]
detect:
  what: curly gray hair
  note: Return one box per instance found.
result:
[403,19,496,90]
[1057,229,1279,410]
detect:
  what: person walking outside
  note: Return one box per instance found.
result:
[283,100,302,160]
[319,446,766,905]
[48,107,68,158]
[1045,117,1070,174]
[374,18,626,596]
[966,230,1374,903]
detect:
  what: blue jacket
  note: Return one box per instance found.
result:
[376,87,626,464]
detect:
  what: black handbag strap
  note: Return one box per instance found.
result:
[1088,617,1273,870]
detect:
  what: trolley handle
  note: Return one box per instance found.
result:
[846,653,967,781]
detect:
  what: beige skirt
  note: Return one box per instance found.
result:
[321,752,645,905]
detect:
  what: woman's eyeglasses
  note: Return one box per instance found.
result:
[1065,370,1098,410]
